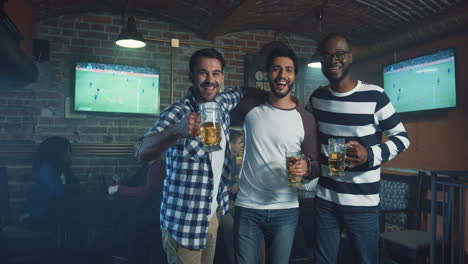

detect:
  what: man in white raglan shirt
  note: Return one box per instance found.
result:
[231,46,320,264]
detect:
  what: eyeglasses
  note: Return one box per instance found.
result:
[320,51,351,62]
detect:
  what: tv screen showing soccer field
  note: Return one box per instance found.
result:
[383,48,456,113]
[74,62,160,115]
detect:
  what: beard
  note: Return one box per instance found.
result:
[269,80,294,99]
[191,81,219,102]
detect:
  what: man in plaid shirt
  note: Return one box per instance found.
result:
[138,48,246,264]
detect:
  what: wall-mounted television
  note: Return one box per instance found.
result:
[383,48,456,113]
[74,62,160,115]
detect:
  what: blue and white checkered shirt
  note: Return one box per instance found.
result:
[147,86,244,249]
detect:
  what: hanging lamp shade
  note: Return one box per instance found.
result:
[115,16,146,48]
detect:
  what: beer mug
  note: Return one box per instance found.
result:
[286,151,304,187]
[199,102,222,152]
[328,138,348,176]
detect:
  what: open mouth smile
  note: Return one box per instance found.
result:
[275,79,288,89]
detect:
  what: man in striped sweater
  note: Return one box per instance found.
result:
[306,33,410,264]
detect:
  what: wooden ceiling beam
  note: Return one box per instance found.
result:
[354,0,468,62]
[415,0,437,12]
[354,0,406,22]
[375,0,412,21]
[391,0,425,18]
[398,0,426,18]
[427,0,444,9]
[205,0,257,40]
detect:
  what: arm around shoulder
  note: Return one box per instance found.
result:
[299,108,320,180]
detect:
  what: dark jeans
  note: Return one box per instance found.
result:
[314,197,379,264]
[234,206,299,264]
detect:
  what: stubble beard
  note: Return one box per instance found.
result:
[324,64,351,84]
[270,81,294,99]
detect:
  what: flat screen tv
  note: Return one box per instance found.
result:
[74,62,160,115]
[383,48,456,113]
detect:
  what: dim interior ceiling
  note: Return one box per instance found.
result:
[31,0,468,55]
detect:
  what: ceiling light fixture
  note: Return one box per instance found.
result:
[116,16,146,48]
[307,52,321,68]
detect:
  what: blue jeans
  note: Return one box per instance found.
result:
[314,197,379,264]
[234,206,299,264]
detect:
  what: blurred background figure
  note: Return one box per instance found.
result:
[107,137,166,264]
[227,129,243,199]
[3,136,84,262]
[220,129,243,264]
[108,137,165,199]
[220,129,265,264]
[19,136,80,232]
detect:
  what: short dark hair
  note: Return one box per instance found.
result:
[229,129,243,144]
[189,48,226,73]
[317,33,352,54]
[265,47,298,75]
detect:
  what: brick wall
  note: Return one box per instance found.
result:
[0,12,317,219]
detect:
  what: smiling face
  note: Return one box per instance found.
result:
[190,57,225,103]
[320,36,353,83]
[268,56,296,99]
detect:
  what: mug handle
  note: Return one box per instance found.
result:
[344,145,353,168]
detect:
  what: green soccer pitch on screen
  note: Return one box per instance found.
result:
[383,48,457,113]
[74,62,160,115]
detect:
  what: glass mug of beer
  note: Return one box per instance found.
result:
[286,151,304,187]
[199,102,222,152]
[328,138,348,176]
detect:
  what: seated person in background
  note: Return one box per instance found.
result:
[108,159,165,198]
[107,137,166,264]
[108,137,166,199]
[19,136,80,232]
